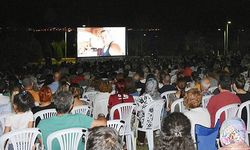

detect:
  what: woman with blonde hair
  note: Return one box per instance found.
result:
[183,88,211,141]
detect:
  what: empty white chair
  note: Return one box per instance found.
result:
[161,90,177,109]
[170,98,184,113]
[0,113,11,136]
[208,86,218,93]
[0,128,42,150]
[92,92,110,119]
[137,100,165,150]
[33,109,57,126]
[47,128,88,150]
[202,95,213,108]
[215,103,240,127]
[71,105,91,116]
[110,103,136,150]
[237,100,250,145]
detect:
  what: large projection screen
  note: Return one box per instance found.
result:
[77,27,126,57]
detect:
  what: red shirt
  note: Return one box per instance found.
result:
[207,91,240,127]
[183,67,193,77]
[108,94,134,119]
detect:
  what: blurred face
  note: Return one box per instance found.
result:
[201,78,211,90]
[133,74,140,81]
[177,81,186,90]
[163,75,171,85]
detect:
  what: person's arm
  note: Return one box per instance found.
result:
[4,126,11,134]
[91,119,107,128]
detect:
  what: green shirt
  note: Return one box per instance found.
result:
[38,114,94,150]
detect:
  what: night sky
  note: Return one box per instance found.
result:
[0,0,250,31]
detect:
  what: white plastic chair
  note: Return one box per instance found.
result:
[92,92,110,119]
[33,109,57,126]
[0,128,42,150]
[137,100,165,150]
[110,103,136,150]
[161,90,177,110]
[237,101,250,145]
[208,86,218,93]
[202,95,213,108]
[71,105,91,116]
[170,98,184,113]
[215,103,240,127]
[47,128,87,150]
[81,91,98,105]
[107,119,125,142]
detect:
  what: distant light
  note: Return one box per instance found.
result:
[241,29,245,32]
[127,28,133,31]
[82,25,86,27]
[218,28,221,31]
[144,34,146,36]
[227,21,231,24]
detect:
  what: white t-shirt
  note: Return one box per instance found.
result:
[184,107,211,141]
[5,111,33,132]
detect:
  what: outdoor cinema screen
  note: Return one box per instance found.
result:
[77,27,126,57]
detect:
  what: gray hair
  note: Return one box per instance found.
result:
[86,126,122,150]
[53,91,73,113]
[22,77,33,88]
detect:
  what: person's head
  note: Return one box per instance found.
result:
[234,76,245,90]
[176,77,187,90]
[184,88,202,109]
[13,91,34,113]
[98,80,112,93]
[220,118,247,146]
[57,81,70,93]
[218,75,232,91]
[39,86,52,104]
[86,126,122,150]
[115,79,126,94]
[124,77,137,94]
[156,112,194,150]
[69,83,81,99]
[53,72,61,82]
[162,73,171,85]
[0,79,6,93]
[145,77,159,96]
[22,77,33,90]
[53,91,74,114]
[201,78,211,91]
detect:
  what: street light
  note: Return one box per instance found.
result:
[225,21,231,54]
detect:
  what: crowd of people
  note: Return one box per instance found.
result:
[1,53,250,149]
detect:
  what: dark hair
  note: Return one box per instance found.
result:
[86,126,122,150]
[155,112,195,150]
[234,75,245,90]
[22,77,33,88]
[115,79,126,103]
[124,77,137,94]
[219,75,232,91]
[53,91,73,113]
[13,91,35,112]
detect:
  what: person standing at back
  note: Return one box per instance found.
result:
[207,75,241,127]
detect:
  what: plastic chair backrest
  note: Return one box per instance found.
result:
[170,98,184,113]
[140,100,165,130]
[215,103,240,127]
[71,105,90,116]
[195,120,220,150]
[82,91,98,104]
[47,128,87,150]
[0,128,42,150]
[110,103,135,133]
[237,101,250,133]
[208,86,218,93]
[107,120,125,135]
[161,90,177,108]
[33,109,57,125]
[202,95,213,108]
[92,92,111,119]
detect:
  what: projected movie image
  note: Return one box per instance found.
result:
[77,27,126,57]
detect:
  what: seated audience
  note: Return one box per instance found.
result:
[32,86,55,126]
[233,76,250,125]
[183,88,211,141]
[159,73,176,94]
[207,75,241,127]
[219,118,250,150]
[200,77,212,96]
[38,91,106,150]
[22,77,40,104]
[69,83,85,106]
[125,77,139,96]
[108,79,134,119]
[155,112,195,150]
[4,91,34,133]
[86,126,122,150]
[48,71,60,94]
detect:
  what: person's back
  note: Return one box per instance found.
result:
[38,113,93,150]
[207,91,240,127]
